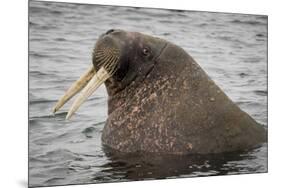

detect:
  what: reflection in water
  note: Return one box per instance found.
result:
[92,144,267,182]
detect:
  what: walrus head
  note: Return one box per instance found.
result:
[53,29,167,119]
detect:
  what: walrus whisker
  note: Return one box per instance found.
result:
[105,58,118,75]
[107,56,119,74]
[94,52,107,59]
[102,50,119,70]
[99,53,114,69]
[103,54,115,69]
[95,52,111,67]
[96,56,109,66]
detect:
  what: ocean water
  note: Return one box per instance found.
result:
[29,1,268,187]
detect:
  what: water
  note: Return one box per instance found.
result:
[29,1,268,187]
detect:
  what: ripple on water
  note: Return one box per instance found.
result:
[36,149,83,162]
[254,90,268,96]
[230,19,266,26]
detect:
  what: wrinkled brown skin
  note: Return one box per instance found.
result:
[101,30,267,155]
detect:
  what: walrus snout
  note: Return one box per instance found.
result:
[92,35,121,73]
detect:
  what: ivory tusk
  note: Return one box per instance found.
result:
[65,67,110,120]
[52,66,95,114]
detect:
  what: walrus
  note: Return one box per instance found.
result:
[53,29,267,155]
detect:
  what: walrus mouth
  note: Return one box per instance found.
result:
[52,40,120,120]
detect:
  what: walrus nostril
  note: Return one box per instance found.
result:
[106,29,115,35]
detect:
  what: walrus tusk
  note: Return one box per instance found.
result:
[52,66,96,114]
[66,67,110,120]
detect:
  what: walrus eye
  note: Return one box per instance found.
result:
[142,47,150,56]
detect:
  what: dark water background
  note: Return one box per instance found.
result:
[29,1,267,187]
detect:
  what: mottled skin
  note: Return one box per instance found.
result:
[94,29,267,155]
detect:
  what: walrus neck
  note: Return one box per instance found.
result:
[106,76,154,115]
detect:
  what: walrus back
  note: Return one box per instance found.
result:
[161,43,267,154]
